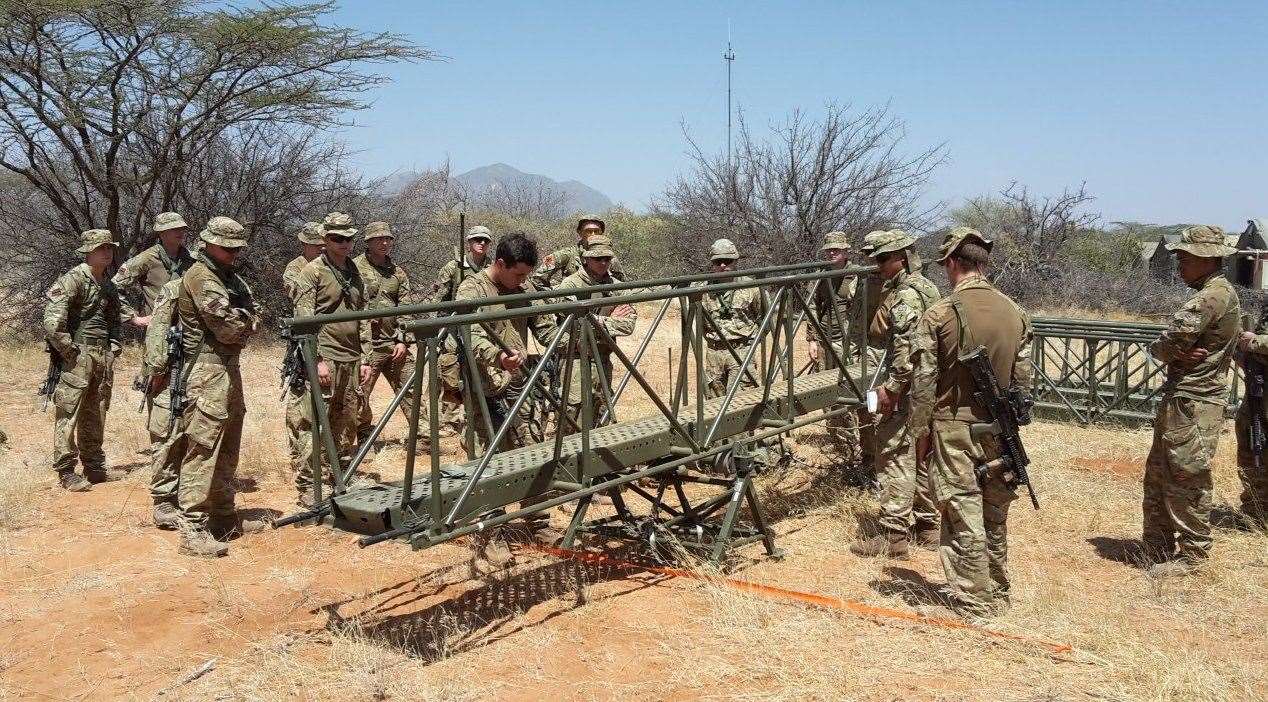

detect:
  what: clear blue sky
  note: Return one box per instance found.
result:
[327,1,1266,229]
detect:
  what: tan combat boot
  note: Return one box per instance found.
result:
[58,471,92,492]
[152,502,181,530]
[849,530,909,559]
[210,514,269,540]
[913,523,939,550]
[179,529,229,558]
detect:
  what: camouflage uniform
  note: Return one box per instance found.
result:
[1144,226,1240,566]
[553,237,637,426]
[451,268,561,454]
[532,216,626,290]
[427,225,493,432]
[169,218,259,542]
[809,232,860,455]
[863,231,941,537]
[909,227,1032,618]
[283,222,322,486]
[294,213,366,489]
[1236,315,1268,522]
[700,238,780,469]
[144,277,186,509]
[43,230,122,483]
[355,221,417,445]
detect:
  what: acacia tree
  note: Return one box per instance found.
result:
[659,103,946,270]
[0,0,432,254]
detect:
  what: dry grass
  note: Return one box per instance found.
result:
[0,306,1266,701]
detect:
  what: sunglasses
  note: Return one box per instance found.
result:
[327,234,354,244]
[470,237,491,244]
[713,258,737,266]
[589,256,613,262]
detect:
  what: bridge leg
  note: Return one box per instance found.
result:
[710,474,750,565]
[745,478,783,560]
[561,493,593,548]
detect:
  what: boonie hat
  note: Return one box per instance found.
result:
[363,221,393,240]
[1165,225,1237,258]
[153,212,188,232]
[77,228,119,254]
[710,238,740,261]
[935,226,993,263]
[820,231,851,252]
[862,229,918,257]
[297,221,323,245]
[199,216,248,248]
[467,225,492,241]
[322,211,358,238]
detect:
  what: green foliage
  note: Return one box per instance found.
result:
[1066,230,1143,275]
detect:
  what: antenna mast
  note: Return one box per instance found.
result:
[724,22,735,168]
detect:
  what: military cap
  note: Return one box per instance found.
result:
[199,216,248,248]
[582,234,615,258]
[466,225,492,241]
[710,238,740,261]
[576,216,606,233]
[935,226,993,263]
[153,212,188,232]
[1165,225,1236,258]
[862,229,918,257]
[77,228,119,254]
[820,231,851,252]
[297,221,323,245]
[321,211,358,237]
[363,221,393,240]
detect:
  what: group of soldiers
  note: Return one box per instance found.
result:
[39,208,1267,620]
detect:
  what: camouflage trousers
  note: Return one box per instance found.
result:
[874,404,938,533]
[563,354,614,429]
[1143,396,1221,562]
[812,348,873,480]
[1234,403,1268,522]
[147,390,180,505]
[297,360,362,490]
[357,347,418,445]
[286,382,314,490]
[928,419,1018,618]
[172,360,245,528]
[52,345,114,474]
[464,385,537,456]
[706,345,782,470]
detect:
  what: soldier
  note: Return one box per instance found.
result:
[1236,318,1268,524]
[532,216,626,290]
[850,229,942,559]
[908,227,1031,620]
[700,238,780,469]
[553,234,637,426]
[355,221,417,448]
[283,222,323,505]
[1143,225,1240,576]
[452,232,564,557]
[294,212,368,505]
[807,231,865,469]
[43,229,122,491]
[168,216,261,557]
[427,224,493,435]
[144,272,191,527]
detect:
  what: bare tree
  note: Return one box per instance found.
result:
[0,0,433,254]
[476,178,567,221]
[658,103,947,270]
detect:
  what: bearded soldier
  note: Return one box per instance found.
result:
[113,212,193,453]
[1143,225,1240,576]
[284,222,323,505]
[532,216,626,290]
[294,212,368,505]
[850,229,942,559]
[43,229,122,491]
[427,224,493,435]
[168,217,261,557]
[354,221,417,448]
[807,231,864,469]
[553,235,637,426]
[909,227,1031,620]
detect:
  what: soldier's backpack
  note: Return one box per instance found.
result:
[143,278,184,376]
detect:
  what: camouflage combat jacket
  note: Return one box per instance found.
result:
[176,253,259,363]
[282,255,311,308]
[700,277,763,346]
[43,263,122,357]
[870,268,941,397]
[1149,271,1240,406]
[909,275,1031,437]
[455,269,561,385]
[295,253,366,364]
[808,270,856,345]
[554,267,637,355]
[532,243,626,290]
[354,253,412,355]
[426,254,490,306]
[112,244,193,322]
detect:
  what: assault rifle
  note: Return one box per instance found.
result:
[961,344,1039,509]
[279,326,307,401]
[38,343,61,411]
[1243,309,1266,470]
[166,325,186,433]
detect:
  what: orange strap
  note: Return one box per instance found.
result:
[523,544,1073,656]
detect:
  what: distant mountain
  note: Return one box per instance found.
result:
[376,163,614,215]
